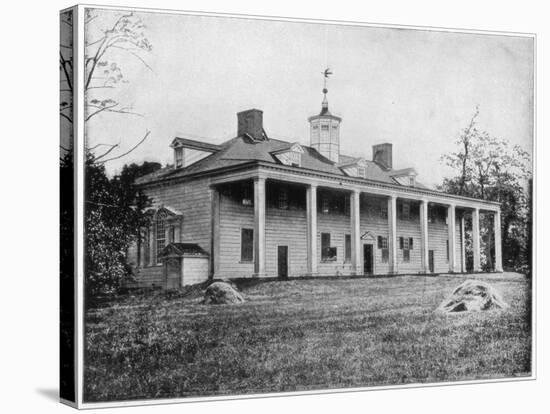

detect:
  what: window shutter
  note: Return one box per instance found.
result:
[377,235,382,248]
[399,237,404,249]
[409,237,413,249]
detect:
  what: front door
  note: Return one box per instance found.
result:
[165,258,181,289]
[363,244,374,275]
[278,246,288,279]
[428,250,435,273]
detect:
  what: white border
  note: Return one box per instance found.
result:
[68,3,537,410]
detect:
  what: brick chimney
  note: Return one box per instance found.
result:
[372,143,393,170]
[237,109,267,141]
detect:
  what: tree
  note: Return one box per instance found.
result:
[439,107,532,273]
[60,10,156,296]
[84,156,161,297]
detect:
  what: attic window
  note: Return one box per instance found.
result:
[409,176,415,186]
[175,148,183,168]
[321,125,329,131]
[357,167,366,178]
[288,151,301,167]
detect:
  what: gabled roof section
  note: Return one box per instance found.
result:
[158,243,209,259]
[170,137,222,152]
[271,142,305,155]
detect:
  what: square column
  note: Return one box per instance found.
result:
[306,184,318,275]
[472,208,481,272]
[350,189,361,275]
[494,210,503,272]
[460,213,466,273]
[211,188,220,278]
[388,195,398,274]
[419,199,429,273]
[447,204,457,272]
[253,177,266,277]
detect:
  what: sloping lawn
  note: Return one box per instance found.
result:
[84,273,531,402]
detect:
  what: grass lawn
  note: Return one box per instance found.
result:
[84,272,531,402]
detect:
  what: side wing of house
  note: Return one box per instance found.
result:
[126,176,213,288]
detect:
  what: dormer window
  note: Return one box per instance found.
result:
[273,143,304,168]
[288,151,301,167]
[175,147,183,168]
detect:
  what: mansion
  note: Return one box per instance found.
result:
[127,90,502,288]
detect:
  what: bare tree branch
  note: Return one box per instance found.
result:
[94,144,120,161]
[97,131,151,163]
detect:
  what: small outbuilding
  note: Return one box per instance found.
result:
[158,243,209,289]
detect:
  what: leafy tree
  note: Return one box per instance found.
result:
[439,107,532,274]
[85,155,160,297]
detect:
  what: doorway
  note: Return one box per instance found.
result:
[278,246,288,279]
[363,244,374,275]
[428,250,435,273]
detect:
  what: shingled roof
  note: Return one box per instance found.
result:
[135,135,426,188]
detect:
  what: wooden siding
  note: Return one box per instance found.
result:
[317,209,354,276]
[129,177,212,288]
[265,206,308,277]
[360,196,390,274]
[129,176,470,284]
[395,201,423,274]
[183,257,209,285]
[217,191,255,278]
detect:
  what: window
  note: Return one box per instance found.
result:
[409,176,415,186]
[287,151,301,167]
[377,235,389,263]
[344,195,350,216]
[446,240,449,263]
[242,183,253,206]
[241,228,254,262]
[428,208,436,223]
[278,187,289,209]
[321,233,336,261]
[380,205,388,219]
[156,212,167,262]
[321,124,329,131]
[399,236,413,263]
[169,226,176,243]
[401,202,410,220]
[175,148,183,168]
[345,234,351,262]
[321,195,330,214]
[313,125,319,130]
[357,167,366,178]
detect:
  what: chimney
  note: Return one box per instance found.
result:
[372,143,393,169]
[237,109,266,141]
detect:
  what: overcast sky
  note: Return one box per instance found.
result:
[84,9,534,188]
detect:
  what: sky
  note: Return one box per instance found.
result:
[83,9,534,188]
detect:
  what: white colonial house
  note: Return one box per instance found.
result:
[127,90,502,289]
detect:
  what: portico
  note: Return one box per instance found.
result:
[210,164,503,279]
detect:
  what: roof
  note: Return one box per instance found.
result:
[135,135,427,188]
[171,137,222,152]
[158,243,209,258]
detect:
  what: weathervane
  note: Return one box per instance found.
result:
[320,68,333,113]
[322,67,333,94]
